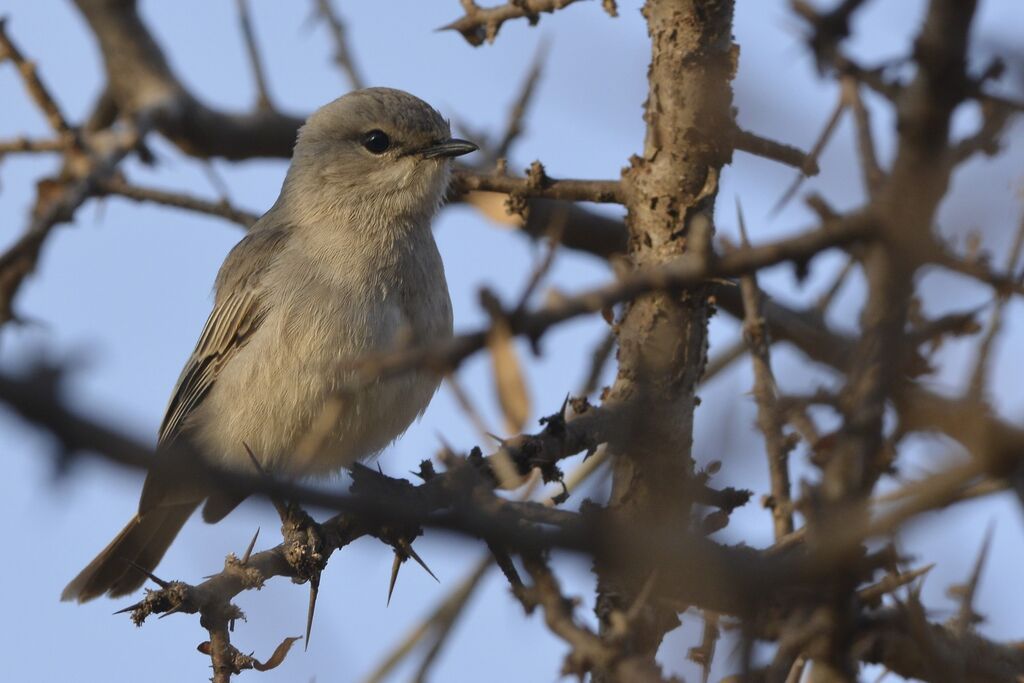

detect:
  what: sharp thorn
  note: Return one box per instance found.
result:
[387,552,402,606]
[304,574,320,652]
[127,560,170,588]
[113,601,143,615]
[158,603,187,619]
[735,197,750,246]
[970,521,996,587]
[241,527,260,564]
[401,540,439,583]
[959,521,996,627]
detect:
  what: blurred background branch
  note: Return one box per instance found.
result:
[1,0,1023,681]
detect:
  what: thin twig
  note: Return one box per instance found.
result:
[0,137,66,155]
[814,255,856,315]
[734,127,819,175]
[578,330,616,396]
[771,94,847,215]
[495,40,549,160]
[841,75,885,196]
[702,338,748,383]
[97,178,260,228]
[965,210,1024,401]
[513,205,566,313]
[235,0,274,111]
[0,118,149,325]
[737,201,794,539]
[0,18,74,137]
[950,523,995,635]
[312,0,366,89]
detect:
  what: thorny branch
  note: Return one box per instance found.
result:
[3,0,1024,681]
[441,0,618,47]
[736,204,795,541]
[4,360,1024,682]
[453,164,624,204]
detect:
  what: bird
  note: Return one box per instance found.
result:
[62,88,477,602]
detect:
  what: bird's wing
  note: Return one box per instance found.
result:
[157,226,290,447]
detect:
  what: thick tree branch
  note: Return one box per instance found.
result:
[592,0,737,674]
[72,0,304,160]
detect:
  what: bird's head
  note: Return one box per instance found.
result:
[285,88,477,225]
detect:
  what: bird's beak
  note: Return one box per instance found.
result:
[419,138,478,159]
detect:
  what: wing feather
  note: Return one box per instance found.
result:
[156,226,289,446]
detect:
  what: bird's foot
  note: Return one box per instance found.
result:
[278,502,326,584]
[276,502,327,650]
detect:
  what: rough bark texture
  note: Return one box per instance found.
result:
[594,0,736,667]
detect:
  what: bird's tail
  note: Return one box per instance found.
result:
[61,503,198,603]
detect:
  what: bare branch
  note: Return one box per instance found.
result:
[494,40,549,160]
[734,127,819,175]
[736,202,794,540]
[949,523,995,635]
[965,211,1024,401]
[772,93,846,214]
[0,119,147,325]
[234,0,274,112]
[0,18,74,138]
[841,75,885,195]
[792,0,872,72]
[312,0,366,89]
[440,0,615,47]
[860,605,1024,683]
[0,137,66,156]
[97,178,259,228]
[452,165,624,204]
[5,0,1024,680]
[73,0,304,160]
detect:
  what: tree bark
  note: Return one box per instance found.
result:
[594,0,736,674]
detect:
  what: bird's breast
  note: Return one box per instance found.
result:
[192,230,452,476]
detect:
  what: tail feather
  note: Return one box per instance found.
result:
[61,503,198,603]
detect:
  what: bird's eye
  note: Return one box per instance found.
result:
[361,130,390,154]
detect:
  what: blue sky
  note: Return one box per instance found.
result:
[2,1,1023,681]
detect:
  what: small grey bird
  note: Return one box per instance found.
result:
[63,88,476,602]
